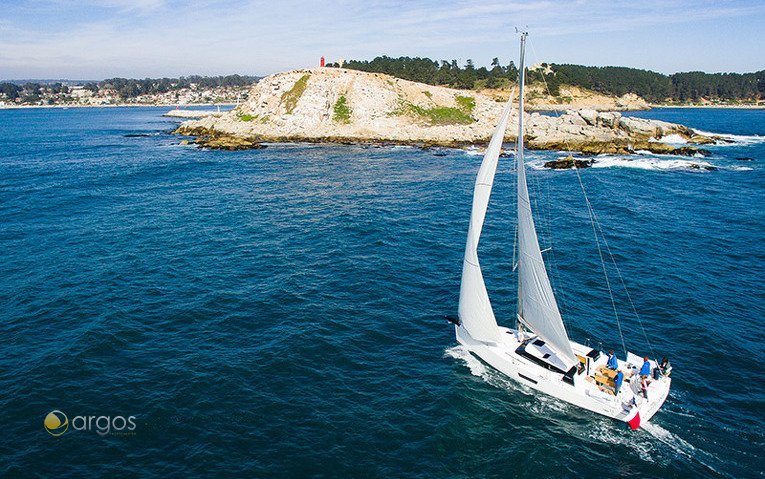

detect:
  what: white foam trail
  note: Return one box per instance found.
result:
[642,421,728,476]
[729,165,753,171]
[588,421,657,462]
[464,147,483,156]
[642,421,696,458]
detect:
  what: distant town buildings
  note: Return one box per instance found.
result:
[0,78,254,107]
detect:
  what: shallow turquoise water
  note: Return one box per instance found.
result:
[1,107,763,477]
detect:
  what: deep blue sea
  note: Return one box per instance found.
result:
[1,106,763,478]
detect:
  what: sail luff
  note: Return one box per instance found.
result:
[515,33,577,366]
[458,94,515,344]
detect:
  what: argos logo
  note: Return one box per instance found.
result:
[44,410,136,436]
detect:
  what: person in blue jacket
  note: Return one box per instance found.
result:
[614,370,624,396]
[639,356,651,377]
[606,350,618,370]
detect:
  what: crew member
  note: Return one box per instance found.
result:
[659,356,672,377]
[614,370,624,396]
[639,356,651,377]
[641,375,649,399]
[606,350,618,370]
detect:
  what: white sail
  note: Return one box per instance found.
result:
[515,34,577,367]
[458,95,515,343]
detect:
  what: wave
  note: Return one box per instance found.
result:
[593,156,715,171]
[649,134,689,145]
[692,129,765,145]
[529,156,718,172]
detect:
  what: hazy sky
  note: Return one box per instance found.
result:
[1,0,763,80]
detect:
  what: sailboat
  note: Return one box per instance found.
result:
[452,32,671,430]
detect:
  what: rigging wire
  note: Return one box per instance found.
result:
[528,37,642,358]
[589,207,657,359]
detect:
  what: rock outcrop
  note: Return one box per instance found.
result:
[543,156,594,169]
[175,68,717,154]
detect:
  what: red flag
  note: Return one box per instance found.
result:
[628,411,641,430]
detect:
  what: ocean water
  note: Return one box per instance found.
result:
[1,107,763,478]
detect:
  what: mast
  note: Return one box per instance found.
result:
[516,30,527,330]
[514,31,577,366]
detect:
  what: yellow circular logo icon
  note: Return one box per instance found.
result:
[44,410,68,436]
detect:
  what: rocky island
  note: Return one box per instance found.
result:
[174,68,719,157]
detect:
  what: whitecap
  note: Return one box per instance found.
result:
[590,156,715,171]
[650,134,689,145]
[692,129,765,145]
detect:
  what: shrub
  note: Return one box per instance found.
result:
[333,95,352,123]
[281,74,310,114]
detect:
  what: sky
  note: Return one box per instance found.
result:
[0,0,763,80]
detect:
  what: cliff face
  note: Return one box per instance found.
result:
[175,68,712,152]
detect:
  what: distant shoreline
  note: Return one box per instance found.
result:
[2,102,763,112]
[0,103,238,110]
[650,104,765,110]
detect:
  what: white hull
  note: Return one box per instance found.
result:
[456,325,670,429]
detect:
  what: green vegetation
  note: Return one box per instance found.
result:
[237,111,256,121]
[397,93,475,126]
[455,95,475,113]
[281,74,310,114]
[336,55,765,103]
[333,95,352,123]
[408,105,473,125]
[338,56,517,90]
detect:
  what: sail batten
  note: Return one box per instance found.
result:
[515,32,577,367]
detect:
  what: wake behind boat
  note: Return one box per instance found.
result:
[452,32,671,430]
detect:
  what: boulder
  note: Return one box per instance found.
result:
[689,135,717,145]
[598,112,621,129]
[689,163,717,171]
[618,117,658,136]
[195,135,267,150]
[544,156,594,169]
[670,147,712,157]
[578,109,599,126]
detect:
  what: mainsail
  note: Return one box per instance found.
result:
[515,33,577,367]
[458,94,515,343]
